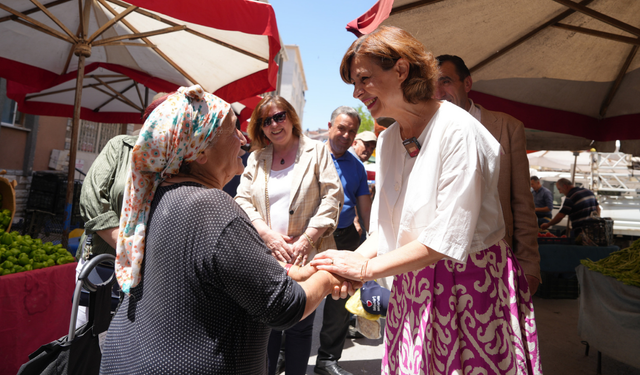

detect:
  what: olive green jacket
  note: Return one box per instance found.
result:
[78,135,137,259]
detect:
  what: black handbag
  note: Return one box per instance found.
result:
[17,254,116,375]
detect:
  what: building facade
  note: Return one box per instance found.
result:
[278,45,308,125]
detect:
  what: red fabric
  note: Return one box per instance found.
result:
[0,263,77,375]
[0,56,59,91]
[238,108,252,133]
[239,95,263,109]
[237,95,262,132]
[469,91,640,141]
[367,170,376,181]
[346,0,393,37]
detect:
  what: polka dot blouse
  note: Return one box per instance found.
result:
[100,182,306,374]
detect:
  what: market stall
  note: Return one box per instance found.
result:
[0,262,77,375]
[577,265,640,370]
[536,242,619,298]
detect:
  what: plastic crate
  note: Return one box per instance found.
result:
[55,180,82,216]
[580,217,614,247]
[26,190,57,212]
[26,171,82,216]
[30,172,63,194]
[537,236,573,245]
[535,271,580,299]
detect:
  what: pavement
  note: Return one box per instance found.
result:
[294,296,640,375]
[305,299,384,375]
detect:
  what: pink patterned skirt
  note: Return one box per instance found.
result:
[382,240,542,375]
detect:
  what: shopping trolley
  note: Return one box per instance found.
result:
[17,254,118,375]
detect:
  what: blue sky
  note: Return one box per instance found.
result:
[268,0,378,131]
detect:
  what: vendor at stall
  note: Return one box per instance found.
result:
[531,176,553,227]
[540,178,600,233]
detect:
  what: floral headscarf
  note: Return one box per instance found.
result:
[115,85,231,294]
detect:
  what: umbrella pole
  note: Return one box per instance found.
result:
[571,151,580,185]
[62,54,87,249]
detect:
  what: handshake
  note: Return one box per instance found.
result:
[285,249,370,301]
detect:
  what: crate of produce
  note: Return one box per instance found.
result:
[535,271,580,299]
[580,217,614,247]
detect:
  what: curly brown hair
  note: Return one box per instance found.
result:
[340,26,439,104]
[247,95,302,151]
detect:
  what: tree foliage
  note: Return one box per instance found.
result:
[356,105,374,132]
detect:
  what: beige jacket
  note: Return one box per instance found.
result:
[478,104,541,281]
[235,135,343,253]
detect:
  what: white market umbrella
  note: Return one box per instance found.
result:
[347,0,640,154]
[0,0,281,244]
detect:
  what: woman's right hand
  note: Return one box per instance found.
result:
[262,230,294,262]
[311,250,369,282]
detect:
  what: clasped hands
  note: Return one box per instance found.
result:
[265,229,370,299]
[293,249,370,301]
[264,229,312,266]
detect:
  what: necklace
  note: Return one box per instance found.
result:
[280,158,285,165]
[263,160,271,228]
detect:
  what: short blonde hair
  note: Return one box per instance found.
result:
[247,95,302,151]
[340,26,439,104]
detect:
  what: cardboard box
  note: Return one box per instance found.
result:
[48,149,69,171]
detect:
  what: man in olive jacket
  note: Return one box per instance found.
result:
[435,54,541,293]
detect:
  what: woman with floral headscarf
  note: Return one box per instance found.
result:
[100,86,357,375]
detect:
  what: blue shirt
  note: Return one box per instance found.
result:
[559,187,599,228]
[331,151,370,229]
[532,186,553,219]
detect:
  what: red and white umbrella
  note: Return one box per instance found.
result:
[7,63,177,124]
[231,95,262,133]
[0,0,280,102]
[0,0,281,243]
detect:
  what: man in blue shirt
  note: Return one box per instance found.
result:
[315,106,371,375]
[530,176,553,227]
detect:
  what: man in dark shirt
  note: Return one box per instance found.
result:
[530,176,553,227]
[541,178,600,232]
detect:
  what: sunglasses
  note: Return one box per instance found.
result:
[262,111,287,127]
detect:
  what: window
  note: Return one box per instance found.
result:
[1,99,23,127]
[66,119,122,154]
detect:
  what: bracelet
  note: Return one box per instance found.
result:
[284,263,293,276]
[360,260,369,283]
[302,232,315,248]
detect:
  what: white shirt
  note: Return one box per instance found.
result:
[371,101,505,263]
[468,98,482,122]
[268,163,294,235]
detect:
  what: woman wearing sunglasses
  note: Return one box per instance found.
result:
[236,95,343,375]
